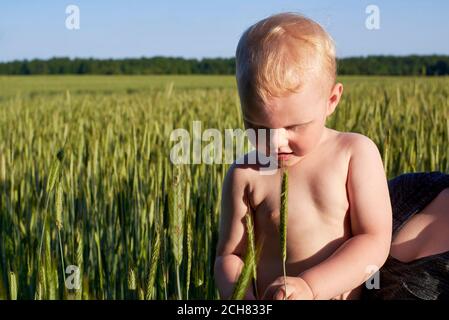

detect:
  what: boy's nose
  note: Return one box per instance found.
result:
[270,128,289,151]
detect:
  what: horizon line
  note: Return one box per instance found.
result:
[2,53,449,64]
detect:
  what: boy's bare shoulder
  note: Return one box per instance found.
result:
[335,131,381,159]
[225,150,260,177]
[223,150,264,188]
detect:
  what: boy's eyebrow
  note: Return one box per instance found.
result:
[243,118,266,127]
[286,120,314,128]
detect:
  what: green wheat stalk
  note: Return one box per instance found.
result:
[280,168,289,300]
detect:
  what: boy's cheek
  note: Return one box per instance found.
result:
[297,126,326,152]
[290,135,320,155]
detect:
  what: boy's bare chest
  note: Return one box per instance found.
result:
[249,151,351,231]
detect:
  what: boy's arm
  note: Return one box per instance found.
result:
[299,135,392,299]
[214,164,255,300]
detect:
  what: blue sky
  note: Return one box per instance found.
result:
[1,0,449,62]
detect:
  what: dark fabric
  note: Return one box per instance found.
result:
[362,171,449,300]
[388,172,449,233]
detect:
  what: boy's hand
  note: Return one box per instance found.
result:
[262,276,314,300]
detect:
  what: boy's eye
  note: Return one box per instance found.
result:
[287,121,312,131]
[287,125,303,131]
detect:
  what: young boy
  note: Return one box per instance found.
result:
[214,12,392,300]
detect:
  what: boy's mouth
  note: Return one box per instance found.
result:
[275,152,293,161]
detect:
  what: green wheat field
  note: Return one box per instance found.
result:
[0,75,448,300]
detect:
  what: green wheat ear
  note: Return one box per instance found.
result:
[280,169,289,300]
[128,266,136,291]
[146,228,161,300]
[9,272,17,300]
[231,212,257,300]
[245,212,258,299]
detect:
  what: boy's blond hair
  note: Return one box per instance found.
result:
[236,12,337,109]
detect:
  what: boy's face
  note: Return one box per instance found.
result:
[243,76,343,166]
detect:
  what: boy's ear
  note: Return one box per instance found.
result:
[326,83,343,116]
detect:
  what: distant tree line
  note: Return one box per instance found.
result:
[0,55,448,76]
[0,57,236,75]
[338,55,449,76]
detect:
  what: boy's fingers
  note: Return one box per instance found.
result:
[262,284,279,300]
[274,276,286,285]
[273,284,295,300]
[270,276,289,287]
[273,287,285,300]
[262,278,293,299]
